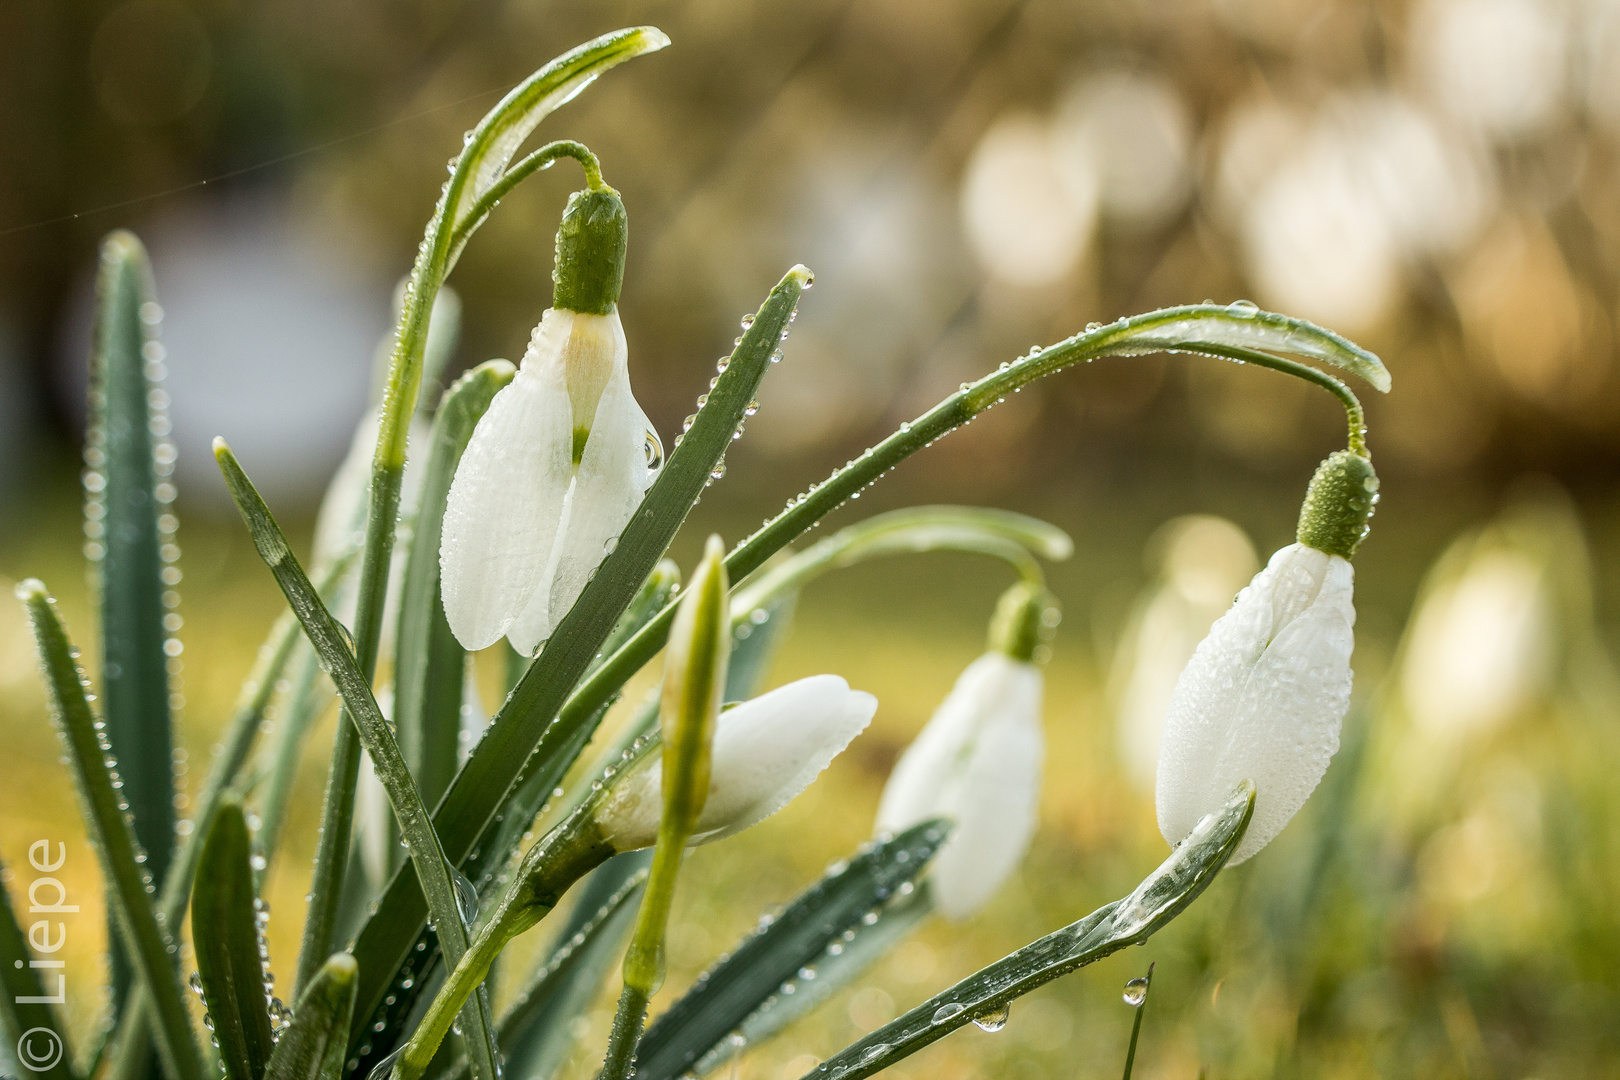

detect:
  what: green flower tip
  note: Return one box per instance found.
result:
[989,582,1060,665]
[212,435,231,459]
[13,578,47,603]
[1296,450,1380,559]
[320,952,358,983]
[552,184,628,316]
[789,263,816,290]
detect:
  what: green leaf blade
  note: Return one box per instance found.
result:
[635,821,950,1080]
[89,231,178,1022]
[192,800,275,1080]
[16,581,206,1080]
[797,784,1253,1080]
[263,955,356,1080]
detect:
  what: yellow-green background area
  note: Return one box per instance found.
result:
[5,447,1620,1080]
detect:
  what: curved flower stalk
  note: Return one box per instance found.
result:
[875,583,1058,920]
[1156,450,1378,865]
[441,155,661,654]
[1111,516,1258,790]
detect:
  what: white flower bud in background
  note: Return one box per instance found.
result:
[594,675,876,852]
[1110,516,1258,791]
[1156,451,1376,865]
[875,584,1057,921]
[440,182,661,655]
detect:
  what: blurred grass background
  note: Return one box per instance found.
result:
[5,0,1620,1076]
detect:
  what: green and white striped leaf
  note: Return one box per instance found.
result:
[263,955,356,1080]
[634,820,950,1080]
[191,800,274,1080]
[15,581,206,1080]
[797,783,1254,1080]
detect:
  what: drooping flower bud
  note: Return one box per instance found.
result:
[875,584,1057,920]
[594,675,877,852]
[440,172,662,654]
[1155,451,1375,864]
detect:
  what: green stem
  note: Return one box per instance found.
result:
[600,986,650,1080]
[1120,963,1154,1080]
[448,141,606,261]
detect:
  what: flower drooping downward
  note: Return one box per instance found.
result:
[1156,450,1378,864]
[440,172,661,653]
[876,583,1057,920]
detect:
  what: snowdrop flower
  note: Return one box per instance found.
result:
[440,174,661,654]
[1157,450,1377,864]
[594,674,877,852]
[875,583,1057,921]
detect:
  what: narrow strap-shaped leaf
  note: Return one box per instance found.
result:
[213,443,501,1080]
[732,882,935,1059]
[395,361,515,811]
[192,800,275,1080]
[797,783,1254,1080]
[263,954,356,1080]
[88,232,178,1021]
[345,266,812,1066]
[257,643,330,865]
[15,581,207,1080]
[489,860,648,1080]
[0,849,80,1080]
[104,556,350,1080]
[634,821,950,1080]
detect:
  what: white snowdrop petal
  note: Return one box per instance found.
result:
[440,336,572,650]
[1156,544,1355,864]
[595,675,876,851]
[542,346,657,636]
[876,652,1045,920]
[931,705,1043,920]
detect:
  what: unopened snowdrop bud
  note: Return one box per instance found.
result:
[1156,451,1376,864]
[875,584,1057,920]
[440,167,661,654]
[595,675,877,852]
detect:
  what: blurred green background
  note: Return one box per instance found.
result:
[5,0,1620,1076]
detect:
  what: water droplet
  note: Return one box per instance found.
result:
[972,1002,1010,1032]
[451,866,480,928]
[1123,978,1149,1007]
[644,430,664,472]
[932,1002,965,1024]
[1226,299,1259,316]
[740,314,755,329]
[367,1046,405,1080]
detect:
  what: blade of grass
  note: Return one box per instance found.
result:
[16,581,207,1080]
[192,800,274,1080]
[0,849,80,1080]
[797,784,1253,1080]
[88,232,177,1025]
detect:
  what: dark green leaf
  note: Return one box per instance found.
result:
[88,231,176,1017]
[192,801,275,1080]
[798,784,1254,1080]
[635,821,950,1080]
[263,954,356,1080]
[0,848,80,1080]
[16,581,206,1080]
